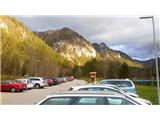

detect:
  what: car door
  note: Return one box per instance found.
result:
[0,82,5,91]
[1,81,10,91]
[29,79,38,86]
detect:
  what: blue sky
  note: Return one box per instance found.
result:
[16,16,160,60]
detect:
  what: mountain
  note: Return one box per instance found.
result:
[35,27,98,66]
[92,42,142,68]
[35,27,142,68]
[0,16,71,77]
[136,58,160,68]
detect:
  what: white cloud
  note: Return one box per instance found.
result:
[16,16,160,60]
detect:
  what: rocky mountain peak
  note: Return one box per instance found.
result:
[100,42,108,48]
[35,27,97,66]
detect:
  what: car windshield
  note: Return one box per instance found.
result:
[110,86,125,92]
[101,81,133,87]
[15,80,22,83]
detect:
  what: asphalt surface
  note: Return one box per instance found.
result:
[0,79,87,105]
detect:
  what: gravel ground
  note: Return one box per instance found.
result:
[0,79,87,105]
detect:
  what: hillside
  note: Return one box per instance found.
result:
[136,58,160,68]
[92,42,142,68]
[0,16,71,77]
[35,27,99,66]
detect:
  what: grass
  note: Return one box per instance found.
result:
[135,84,158,105]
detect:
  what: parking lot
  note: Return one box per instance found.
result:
[0,79,87,105]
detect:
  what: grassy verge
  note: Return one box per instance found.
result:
[135,84,158,105]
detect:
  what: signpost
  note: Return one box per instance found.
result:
[90,72,97,84]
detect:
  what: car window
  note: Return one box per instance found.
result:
[106,81,133,88]
[40,97,77,105]
[99,81,108,84]
[76,97,105,105]
[15,80,21,83]
[106,81,121,86]
[30,78,40,81]
[79,87,107,91]
[1,81,10,84]
[120,81,133,87]
[79,87,104,91]
[103,88,121,93]
[79,88,89,91]
[111,86,123,91]
[27,80,32,84]
[91,88,105,91]
[106,97,134,105]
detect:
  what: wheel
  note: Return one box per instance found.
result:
[35,84,40,89]
[11,87,16,92]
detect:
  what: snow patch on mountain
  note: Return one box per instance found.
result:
[0,23,8,33]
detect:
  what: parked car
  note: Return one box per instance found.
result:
[56,77,66,83]
[69,84,152,105]
[97,79,136,94]
[15,79,33,89]
[14,80,27,90]
[66,76,74,81]
[0,81,26,92]
[36,91,146,105]
[47,78,59,85]
[28,77,47,89]
[46,79,54,86]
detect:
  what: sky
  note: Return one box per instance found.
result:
[16,16,160,60]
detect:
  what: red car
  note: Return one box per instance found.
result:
[46,79,53,86]
[0,81,26,92]
[14,80,27,89]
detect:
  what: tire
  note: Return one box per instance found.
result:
[35,84,40,89]
[11,87,16,92]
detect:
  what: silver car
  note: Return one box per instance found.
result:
[69,84,152,105]
[36,91,145,105]
[97,79,136,94]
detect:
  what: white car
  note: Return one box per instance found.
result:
[15,79,34,89]
[28,77,47,89]
[36,91,144,105]
[69,84,152,105]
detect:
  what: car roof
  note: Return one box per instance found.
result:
[71,84,117,89]
[100,79,132,82]
[28,77,42,79]
[47,91,124,98]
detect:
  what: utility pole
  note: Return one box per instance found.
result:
[140,16,160,104]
